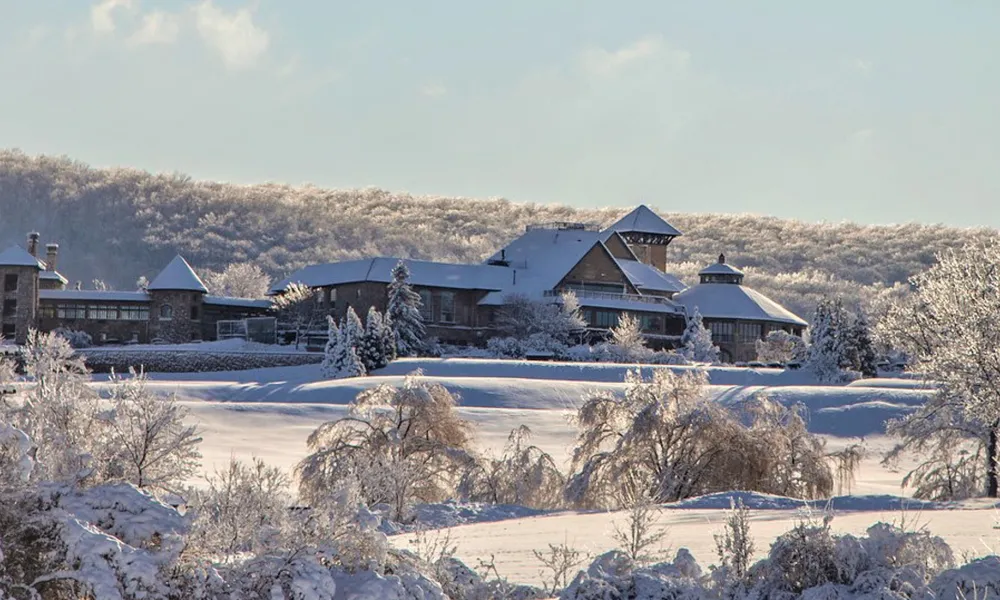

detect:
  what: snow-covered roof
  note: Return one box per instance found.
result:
[617,259,687,294]
[40,270,69,284]
[484,228,614,294]
[0,245,44,269]
[674,284,808,327]
[271,258,515,293]
[699,254,745,277]
[147,255,208,293]
[39,290,150,302]
[203,296,272,309]
[606,205,682,237]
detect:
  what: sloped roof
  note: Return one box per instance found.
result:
[699,262,744,276]
[617,259,687,294]
[674,284,807,327]
[40,270,69,284]
[606,205,682,237]
[204,296,272,309]
[40,290,150,302]
[484,227,611,294]
[148,255,208,293]
[270,258,514,294]
[0,245,44,269]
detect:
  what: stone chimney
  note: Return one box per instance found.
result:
[45,243,59,272]
[27,232,40,257]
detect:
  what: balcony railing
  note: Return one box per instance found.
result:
[544,289,685,313]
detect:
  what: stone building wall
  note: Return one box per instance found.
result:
[0,266,38,345]
[149,290,204,343]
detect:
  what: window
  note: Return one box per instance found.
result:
[563,282,626,295]
[2,299,15,318]
[88,305,118,320]
[709,321,734,343]
[160,304,173,320]
[439,292,456,323]
[3,274,17,292]
[639,314,663,333]
[735,322,762,343]
[190,305,199,320]
[57,304,87,319]
[1,324,14,339]
[39,304,57,319]
[120,305,150,321]
[590,310,619,328]
[418,290,433,322]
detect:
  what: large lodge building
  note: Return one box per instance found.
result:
[1,206,807,362]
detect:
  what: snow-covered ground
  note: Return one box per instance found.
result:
[104,357,987,588]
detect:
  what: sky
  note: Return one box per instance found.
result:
[1,1,999,227]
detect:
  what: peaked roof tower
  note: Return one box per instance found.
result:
[148,255,208,293]
[606,205,682,242]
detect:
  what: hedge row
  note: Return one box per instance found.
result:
[80,350,323,373]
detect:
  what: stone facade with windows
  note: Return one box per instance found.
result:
[0,233,271,346]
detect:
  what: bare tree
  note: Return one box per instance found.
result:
[202,262,272,299]
[458,425,566,509]
[877,239,1000,497]
[99,369,202,493]
[296,373,475,521]
[713,498,755,596]
[271,282,325,349]
[611,495,669,566]
[533,540,588,595]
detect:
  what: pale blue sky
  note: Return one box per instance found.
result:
[1,1,999,226]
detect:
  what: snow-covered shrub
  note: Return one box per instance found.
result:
[712,498,754,597]
[681,308,720,364]
[388,260,427,357]
[607,313,646,361]
[458,425,566,509]
[928,556,1000,600]
[746,519,954,599]
[755,330,806,364]
[486,336,527,358]
[321,312,367,379]
[559,549,705,600]
[187,456,291,559]
[52,327,93,349]
[566,369,834,508]
[97,369,202,494]
[297,373,475,521]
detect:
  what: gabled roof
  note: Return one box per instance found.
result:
[0,245,44,269]
[484,227,611,294]
[148,255,208,293]
[674,284,807,327]
[606,205,682,237]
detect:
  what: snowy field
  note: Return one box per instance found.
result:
[100,357,997,588]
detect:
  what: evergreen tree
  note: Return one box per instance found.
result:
[807,298,847,381]
[320,316,341,379]
[379,312,398,365]
[681,307,720,363]
[846,311,879,378]
[386,260,426,356]
[358,307,391,372]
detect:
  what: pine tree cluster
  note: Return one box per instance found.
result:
[321,306,398,379]
[807,298,878,380]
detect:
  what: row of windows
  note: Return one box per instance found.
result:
[40,304,152,321]
[708,321,762,343]
[587,310,664,333]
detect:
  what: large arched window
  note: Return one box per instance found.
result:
[159,304,173,320]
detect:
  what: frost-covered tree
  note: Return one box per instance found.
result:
[320,312,366,379]
[99,369,202,493]
[386,260,426,357]
[202,262,271,299]
[271,281,324,349]
[297,374,474,521]
[680,307,719,363]
[807,298,848,381]
[878,239,1000,498]
[844,310,879,378]
[755,329,806,364]
[358,307,393,372]
[566,369,833,509]
[495,292,586,345]
[320,315,341,378]
[605,313,647,362]
[2,329,106,484]
[458,425,566,509]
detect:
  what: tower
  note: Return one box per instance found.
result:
[606,205,682,273]
[147,255,208,343]
[0,243,43,344]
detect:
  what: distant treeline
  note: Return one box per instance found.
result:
[0,149,993,319]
